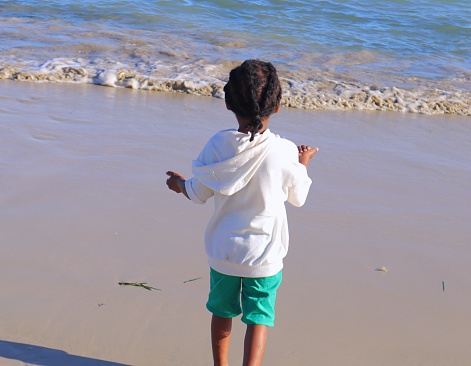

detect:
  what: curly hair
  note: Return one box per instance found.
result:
[224,60,282,141]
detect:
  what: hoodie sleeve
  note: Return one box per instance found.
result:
[287,166,312,207]
[185,177,214,204]
[284,141,312,207]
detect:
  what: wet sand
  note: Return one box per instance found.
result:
[1,80,470,366]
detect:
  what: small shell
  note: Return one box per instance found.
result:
[375,267,388,272]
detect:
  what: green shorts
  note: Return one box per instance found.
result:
[206,268,283,327]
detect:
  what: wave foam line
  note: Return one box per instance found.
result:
[0,65,469,116]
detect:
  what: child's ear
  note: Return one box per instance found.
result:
[225,102,232,111]
[274,104,281,114]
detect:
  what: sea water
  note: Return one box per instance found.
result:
[0,0,470,115]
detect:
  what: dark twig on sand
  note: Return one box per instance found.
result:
[183,277,203,283]
[118,282,161,291]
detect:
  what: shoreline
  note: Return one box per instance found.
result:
[1,68,470,117]
[1,80,470,366]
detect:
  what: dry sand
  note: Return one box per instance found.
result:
[0,80,470,366]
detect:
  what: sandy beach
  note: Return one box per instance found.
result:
[1,80,470,366]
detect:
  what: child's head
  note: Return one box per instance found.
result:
[224,59,282,141]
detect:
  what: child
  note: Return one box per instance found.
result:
[166,59,318,366]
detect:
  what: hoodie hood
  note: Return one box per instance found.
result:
[192,129,276,195]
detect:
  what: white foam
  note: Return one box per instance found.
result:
[96,70,117,87]
[1,57,469,116]
[39,58,84,73]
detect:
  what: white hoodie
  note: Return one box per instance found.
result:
[185,128,312,278]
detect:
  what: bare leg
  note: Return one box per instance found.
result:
[211,314,233,366]
[242,324,268,366]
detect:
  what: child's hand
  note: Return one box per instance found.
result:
[166,171,186,193]
[298,145,319,168]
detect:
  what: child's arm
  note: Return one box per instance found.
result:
[298,145,319,168]
[166,171,190,199]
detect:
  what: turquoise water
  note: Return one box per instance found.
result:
[1,0,470,115]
